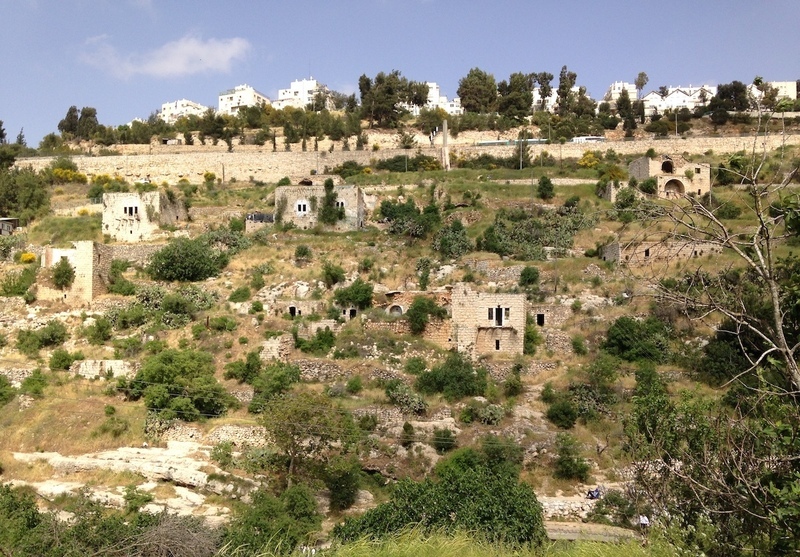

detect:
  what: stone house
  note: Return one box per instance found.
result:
[627,154,711,200]
[102,191,187,242]
[38,241,111,305]
[0,217,19,236]
[601,239,723,266]
[450,283,526,356]
[274,184,365,230]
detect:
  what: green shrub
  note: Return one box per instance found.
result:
[211,441,234,468]
[432,428,457,453]
[209,316,237,332]
[415,352,487,402]
[294,244,312,262]
[85,317,112,345]
[345,376,363,394]
[400,421,416,447]
[249,300,263,313]
[51,257,75,289]
[295,327,335,356]
[325,456,361,511]
[553,432,590,482]
[385,380,427,414]
[228,286,251,303]
[322,261,346,288]
[333,278,373,309]
[19,369,47,398]
[406,296,447,334]
[546,399,578,429]
[49,348,81,371]
[0,375,15,407]
[602,316,670,362]
[147,237,228,282]
[404,357,427,375]
[572,335,588,355]
[519,266,540,287]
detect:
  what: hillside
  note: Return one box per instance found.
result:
[0,134,799,555]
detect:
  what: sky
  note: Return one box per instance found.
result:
[2,0,799,146]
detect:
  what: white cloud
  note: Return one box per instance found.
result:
[81,34,251,79]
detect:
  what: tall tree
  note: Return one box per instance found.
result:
[457,67,498,114]
[497,72,534,122]
[58,106,79,137]
[709,80,751,112]
[0,120,6,144]
[76,107,98,140]
[15,128,25,147]
[359,70,428,128]
[635,71,649,100]
[534,72,554,111]
[555,65,577,116]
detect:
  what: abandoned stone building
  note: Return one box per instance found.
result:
[628,154,711,199]
[0,217,19,236]
[38,241,163,305]
[244,211,274,234]
[601,239,723,266]
[274,184,365,230]
[382,289,452,317]
[450,283,527,356]
[102,190,188,242]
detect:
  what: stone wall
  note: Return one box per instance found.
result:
[528,304,573,328]
[450,283,526,356]
[17,135,798,185]
[39,241,105,305]
[102,191,187,243]
[275,184,364,230]
[0,367,35,388]
[601,239,723,266]
[71,359,136,379]
[463,259,525,284]
[260,334,294,361]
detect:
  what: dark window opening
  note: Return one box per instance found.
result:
[537,313,545,326]
[488,308,493,320]
[289,306,297,318]
[349,308,357,319]
[662,160,674,173]
[644,248,650,258]
[495,339,500,351]
[495,305,503,326]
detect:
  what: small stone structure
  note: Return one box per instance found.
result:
[102,191,187,242]
[528,304,572,328]
[450,283,526,356]
[601,239,723,266]
[71,359,136,379]
[244,211,273,233]
[624,154,711,201]
[37,241,164,306]
[274,184,365,230]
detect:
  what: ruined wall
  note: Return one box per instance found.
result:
[602,239,723,267]
[102,243,165,267]
[102,191,187,242]
[528,304,573,328]
[260,334,294,361]
[71,360,136,379]
[628,155,712,199]
[463,259,525,284]
[39,241,104,305]
[450,283,526,356]
[274,184,364,230]
[381,289,451,316]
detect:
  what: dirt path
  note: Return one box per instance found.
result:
[544,520,638,542]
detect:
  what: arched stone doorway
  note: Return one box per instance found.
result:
[661,160,674,173]
[664,179,685,198]
[388,305,403,316]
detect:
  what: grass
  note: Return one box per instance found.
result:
[28,214,102,245]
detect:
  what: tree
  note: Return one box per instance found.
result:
[15,128,25,146]
[534,72,554,111]
[260,391,358,485]
[359,70,428,128]
[76,107,99,140]
[58,105,79,137]
[625,108,800,554]
[318,178,344,225]
[52,256,75,289]
[635,71,649,100]
[147,238,227,282]
[497,72,534,122]
[537,175,555,200]
[555,65,577,116]
[457,67,498,114]
[709,80,751,112]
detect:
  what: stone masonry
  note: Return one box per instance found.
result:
[274,184,365,230]
[450,283,526,356]
[102,191,187,242]
[601,239,723,266]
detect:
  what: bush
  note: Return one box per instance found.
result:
[553,432,590,482]
[546,399,578,429]
[519,266,540,287]
[432,220,472,259]
[295,327,336,356]
[85,317,112,345]
[147,237,228,281]
[572,335,588,355]
[404,357,427,375]
[406,296,447,334]
[0,375,15,407]
[537,176,555,200]
[294,244,312,262]
[51,257,75,289]
[415,352,487,402]
[602,316,670,362]
[325,456,361,511]
[19,369,47,398]
[322,261,346,288]
[432,428,457,453]
[345,376,363,394]
[49,348,82,371]
[228,286,251,303]
[385,380,427,414]
[333,278,373,309]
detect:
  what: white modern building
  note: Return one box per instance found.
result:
[769,81,798,101]
[401,82,463,116]
[641,85,717,116]
[158,99,211,124]
[271,78,329,110]
[218,84,271,116]
[532,86,582,113]
[604,81,638,102]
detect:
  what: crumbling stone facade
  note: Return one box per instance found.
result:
[626,154,711,200]
[39,241,111,305]
[102,191,187,242]
[450,283,526,356]
[601,239,723,266]
[274,184,365,230]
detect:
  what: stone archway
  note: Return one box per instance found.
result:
[388,305,403,316]
[661,160,674,173]
[664,179,685,198]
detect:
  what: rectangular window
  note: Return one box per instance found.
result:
[487,308,494,320]
[504,308,510,319]
[495,339,500,350]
